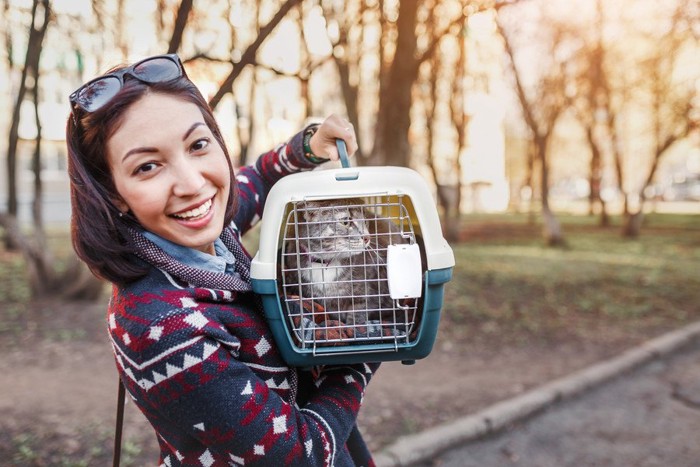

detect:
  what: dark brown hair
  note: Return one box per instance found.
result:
[66,66,237,286]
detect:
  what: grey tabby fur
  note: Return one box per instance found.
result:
[282,198,408,326]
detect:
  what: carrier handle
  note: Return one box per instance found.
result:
[336,139,351,168]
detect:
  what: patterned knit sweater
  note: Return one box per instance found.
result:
[108,130,379,466]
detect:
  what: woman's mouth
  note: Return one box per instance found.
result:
[171,198,213,220]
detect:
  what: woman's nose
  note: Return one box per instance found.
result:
[172,159,206,196]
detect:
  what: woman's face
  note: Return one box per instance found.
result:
[107,93,230,255]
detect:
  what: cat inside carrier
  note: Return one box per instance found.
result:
[251,141,455,366]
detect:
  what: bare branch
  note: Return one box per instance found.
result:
[208,0,303,109]
[168,0,194,54]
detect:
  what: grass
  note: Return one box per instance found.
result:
[1,424,144,467]
[2,212,697,346]
[441,212,700,347]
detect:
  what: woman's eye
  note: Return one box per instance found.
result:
[135,162,158,175]
[191,138,210,152]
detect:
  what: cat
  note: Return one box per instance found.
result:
[281,197,413,332]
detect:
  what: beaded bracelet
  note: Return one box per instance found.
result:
[302,124,328,163]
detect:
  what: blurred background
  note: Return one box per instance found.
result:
[0,0,699,465]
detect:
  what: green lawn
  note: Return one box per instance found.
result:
[441,212,700,347]
[1,212,698,344]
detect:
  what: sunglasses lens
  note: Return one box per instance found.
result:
[133,57,181,83]
[75,76,122,112]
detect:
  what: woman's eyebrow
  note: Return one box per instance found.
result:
[183,122,206,141]
[121,122,207,162]
[122,146,157,162]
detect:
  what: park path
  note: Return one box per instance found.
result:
[415,340,700,467]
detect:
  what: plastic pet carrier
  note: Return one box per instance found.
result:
[251,141,455,366]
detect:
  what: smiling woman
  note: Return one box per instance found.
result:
[108,96,231,255]
[65,53,374,467]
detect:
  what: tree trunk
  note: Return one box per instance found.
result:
[333,55,364,162]
[5,0,50,250]
[497,15,564,241]
[439,185,462,243]
[31,73,46,246]
[0,1,102,300]
[236,81,256,167]
[6,41,29,219]
[445,20,466,243]
[0,212,51,297]
[542,206,564,246]
[583,125,609,226]
[0,212,105,300]
[539,137,564,246]
[622,210,644,238]
[372,0,419,167]
[522,142,535,222]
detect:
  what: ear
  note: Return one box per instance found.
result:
[112,196,129,215]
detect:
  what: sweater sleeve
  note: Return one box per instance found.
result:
[133,307,377,466]
[233,128,321,236]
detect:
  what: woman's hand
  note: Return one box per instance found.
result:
[309,114,358,161]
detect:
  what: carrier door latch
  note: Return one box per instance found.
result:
[386,243,423,299]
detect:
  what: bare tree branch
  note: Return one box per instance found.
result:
[168,0,194,54]
[208,0,303,109]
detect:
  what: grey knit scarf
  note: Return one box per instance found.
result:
[126,226,253,292]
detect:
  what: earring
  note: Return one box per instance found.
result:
[118,212,124,218]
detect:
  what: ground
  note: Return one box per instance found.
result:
[0,298,677,466]
[1,214,697,465]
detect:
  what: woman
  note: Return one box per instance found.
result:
[66,53,379,466]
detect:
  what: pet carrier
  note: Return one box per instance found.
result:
[250,141,455,366]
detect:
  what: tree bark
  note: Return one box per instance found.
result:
[538,135,564,246]
[0,213,105,300]
[31,70,45,238]
[5,0,50,250]
[372,0,419,167]
[497,14,564,245]
[445,19,467,243]
[583,125,608,226]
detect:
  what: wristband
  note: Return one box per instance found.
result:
[302,124,327,163]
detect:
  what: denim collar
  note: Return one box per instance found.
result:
[142,231,236,275]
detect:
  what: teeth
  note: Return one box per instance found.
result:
[173,199,212,220]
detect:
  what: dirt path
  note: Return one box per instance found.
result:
[0,300,673,465]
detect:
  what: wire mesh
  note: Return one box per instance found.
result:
[279,195,422,351]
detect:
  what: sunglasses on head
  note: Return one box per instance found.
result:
[69,53,185,114]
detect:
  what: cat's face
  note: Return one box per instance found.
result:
[301,201,370,261]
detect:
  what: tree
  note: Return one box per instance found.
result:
[320,0,367,163]
[496,10,568,245]
[419,0,466,242]
[321,0,502,168]
[5,0,51,246]
[373,0,479,167]
[622,0,698,237]
[564,0,610,226]
[1,1,107,300]
[208,0,303,110]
